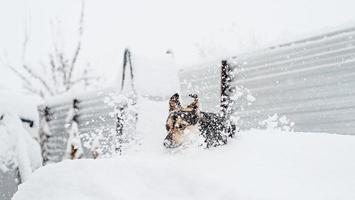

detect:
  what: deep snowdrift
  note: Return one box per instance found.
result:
[12,130,355,200]
[12,98,355,200]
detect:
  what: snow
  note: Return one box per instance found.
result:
[133,51,180,98]
[43,86,117,106]
[12,98,355,200]
[0,90,42,125]
[3,0,355,82]
[1,1,355,199]
[0,90,41,141]
[259,114,295,132]
[0,112,42,181]
[64,107,84,160]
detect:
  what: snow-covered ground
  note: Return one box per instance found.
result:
[12,98,355,200]
[2,1,355,199]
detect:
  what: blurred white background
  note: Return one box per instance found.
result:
[1,0,355,92]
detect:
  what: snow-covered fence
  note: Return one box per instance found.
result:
[38,89,137,164]
[179,25,355,135]
[38,49,138,164]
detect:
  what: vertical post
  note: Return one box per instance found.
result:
[221,60,232,117]
[38,105,51,165]
[72,99,79,123]
[115,104,125,155]
[121,48,136,95]
[68,98,84,160]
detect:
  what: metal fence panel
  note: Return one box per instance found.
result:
[38,89,137,164]
[231,26,355,135]
[0,169,19,200]
[178,25,355,135]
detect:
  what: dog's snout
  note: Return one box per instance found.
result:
[163,139,172,148]
[164,134,178,148]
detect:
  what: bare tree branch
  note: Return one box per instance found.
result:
[58,52,68,86]
[23,84,45,98]
[18,28,55,96]
[70,76,100,85]
[6,64,33,88]
[48,55,60,94]
[0,55,44,98]
[4,0,96,99]
[67,0,85,88]
[22,24,29,63]
[21,64,55,96]
[1,52,32,88]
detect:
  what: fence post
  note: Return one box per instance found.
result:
[72,99,79,123]
[115,104,126,155]
[38,106,51,164]
[221,60,232,117]
[67,98,84,160]
[121,48,136,95]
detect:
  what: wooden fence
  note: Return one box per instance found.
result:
[179,25,355,135]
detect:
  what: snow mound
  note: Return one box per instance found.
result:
[0,90,41,123]
[0,112,42,181]
[12,129,355,200]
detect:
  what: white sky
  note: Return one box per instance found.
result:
[1,0,355,92]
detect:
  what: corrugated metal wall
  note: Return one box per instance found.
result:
[39,88,137,163]
[179,25,355,135]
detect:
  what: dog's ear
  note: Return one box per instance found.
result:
[169,93,181,111]
[187,94,199,110]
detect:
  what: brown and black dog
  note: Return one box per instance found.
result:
[164,93,236,148]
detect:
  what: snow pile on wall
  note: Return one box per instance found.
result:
[0,90,41,124]
[12,99,355,200]
[0,90,42,140]
[0,113,42,181]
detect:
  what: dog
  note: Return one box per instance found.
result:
[163,93,236,148]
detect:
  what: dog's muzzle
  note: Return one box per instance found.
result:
[163,139,172,148]
[163,138,180,148]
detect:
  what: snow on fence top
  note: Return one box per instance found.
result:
[0,90,41,125]
[179,24,355,135]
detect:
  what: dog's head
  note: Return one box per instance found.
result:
[163,93,201,148]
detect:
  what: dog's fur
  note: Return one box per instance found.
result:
[164,93,236,148]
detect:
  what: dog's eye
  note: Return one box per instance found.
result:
[178,124,186,129]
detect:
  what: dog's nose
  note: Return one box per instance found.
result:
[163,139,172,148]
